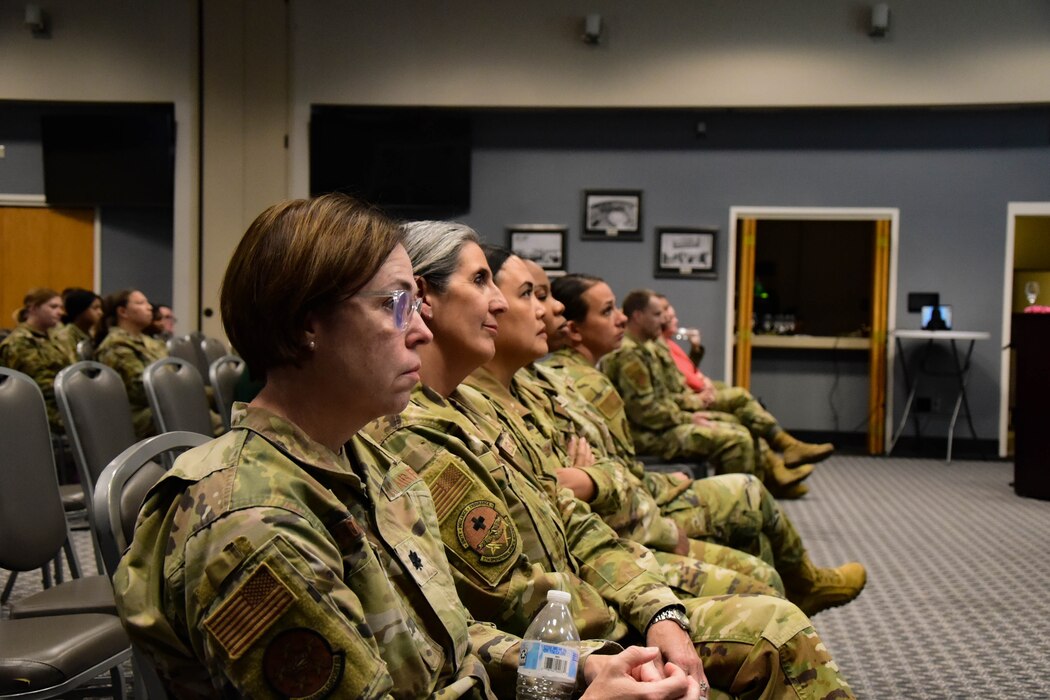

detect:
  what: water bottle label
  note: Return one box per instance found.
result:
[518,640,578,682]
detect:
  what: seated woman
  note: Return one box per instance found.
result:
[95,289,168,438]
[364,220,856,699]
[0,288,75,432]
[54,287,103,358]
[468,245,782,598]
[114,195,695,700]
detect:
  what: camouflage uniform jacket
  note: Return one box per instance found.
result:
[646,338,708,413]
[541,348,688,506]
[96,327,168,438]
[601,333,705,436]
[513,365,685,553]
[53,322,90,359]
[364,382,681,647]
[114,403,512,699]
[0,323,74,431]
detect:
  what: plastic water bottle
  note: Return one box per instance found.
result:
[516,589,580,700]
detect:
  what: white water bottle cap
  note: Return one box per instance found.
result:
[547,589,571,604]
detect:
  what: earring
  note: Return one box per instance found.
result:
[308,340,316,350]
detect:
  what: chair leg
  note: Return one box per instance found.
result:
[0,570,17,603]
[64,522,83,578]
[111,663,128,700]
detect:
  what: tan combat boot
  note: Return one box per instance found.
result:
[763,448,814,490]
[770,430,835,468]
[772,481,809,499]
[783,556,867,616]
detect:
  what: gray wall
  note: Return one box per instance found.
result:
[0,103,174,304]
[459,108,1050,437]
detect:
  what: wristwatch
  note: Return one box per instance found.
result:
[645,605,691,635]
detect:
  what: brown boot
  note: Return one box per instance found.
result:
[763,448,813,489]
[770,430,835,468]
[783,557,867,616]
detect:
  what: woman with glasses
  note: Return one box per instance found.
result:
[113,195,689,700]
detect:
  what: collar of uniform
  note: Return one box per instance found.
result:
[19,322,51,340]
[546,346,589,369]
[465,366,531,421]
[230,402,351,476]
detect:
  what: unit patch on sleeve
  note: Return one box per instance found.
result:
[263,628,344,699]
[456,500,517,564]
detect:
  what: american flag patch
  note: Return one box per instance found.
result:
[203,562,295,659]
[428,462,472,521]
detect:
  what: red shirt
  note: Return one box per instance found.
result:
[665,338,709,393]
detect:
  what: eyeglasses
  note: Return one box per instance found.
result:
[358,289,423,332]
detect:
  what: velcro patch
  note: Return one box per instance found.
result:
[428,462,473,521]
[394,538,440,587]
[382,462,420,500]
[263,628,344,698]
[496,432,518,458]
[623,361,651,390]
[203,562,296,660]
[595,388,623,420]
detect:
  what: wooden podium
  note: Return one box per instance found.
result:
[1012,313,1050,500]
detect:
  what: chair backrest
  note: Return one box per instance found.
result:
[198,336,227,384]
[208,354,245,432]
[143,357,214,436]
[75,337,94,362]
[0,369,71,572]
[165,334,199,368]
[55,361,140,504]
[90,431,210,576]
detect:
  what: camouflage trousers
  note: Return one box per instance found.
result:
[654,547,783,600]
[707,386,779,441]
[633,419,759,475]
[656,473,806,574]
[585,459,785,595]
[684,594,855,699]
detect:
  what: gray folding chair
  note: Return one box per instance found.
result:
[208,354,245,431]
[92,431,210,700]
[164,334,198,369]
[0,614,129,699]
[142,357,214,437]
[198,335,227,386]
[0,369,117,619]
[55,361,141,572]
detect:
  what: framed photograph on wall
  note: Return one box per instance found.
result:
[655,227,717,279]
[582,190,642,240]
[507,225,568,272]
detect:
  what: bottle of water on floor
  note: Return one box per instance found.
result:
[516,589,580,700]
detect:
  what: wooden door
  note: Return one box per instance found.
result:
[0,206,94,326]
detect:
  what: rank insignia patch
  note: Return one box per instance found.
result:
[263,628,344,698]
[456,500,517,564]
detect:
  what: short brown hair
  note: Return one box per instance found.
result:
[220,193,400,377]
[622,289,656,318]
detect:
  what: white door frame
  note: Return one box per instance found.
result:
[725,206,900,450]
[999,202,1050,457]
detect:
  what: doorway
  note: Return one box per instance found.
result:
[999,203,1050,458]
[725,207,899,454]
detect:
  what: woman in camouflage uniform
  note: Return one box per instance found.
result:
[95,288,168,438]
[53,287,102,358]
[0,287,74,432]
[114,195,697,700]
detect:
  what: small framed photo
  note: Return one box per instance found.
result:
[582,190,642,240]
[655,227,717,279]
[507,225,568,271]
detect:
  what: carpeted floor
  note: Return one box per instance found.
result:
[780,455,1050,699]
[4,455,1049,698]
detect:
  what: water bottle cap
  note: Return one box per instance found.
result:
[547,589,571,604]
